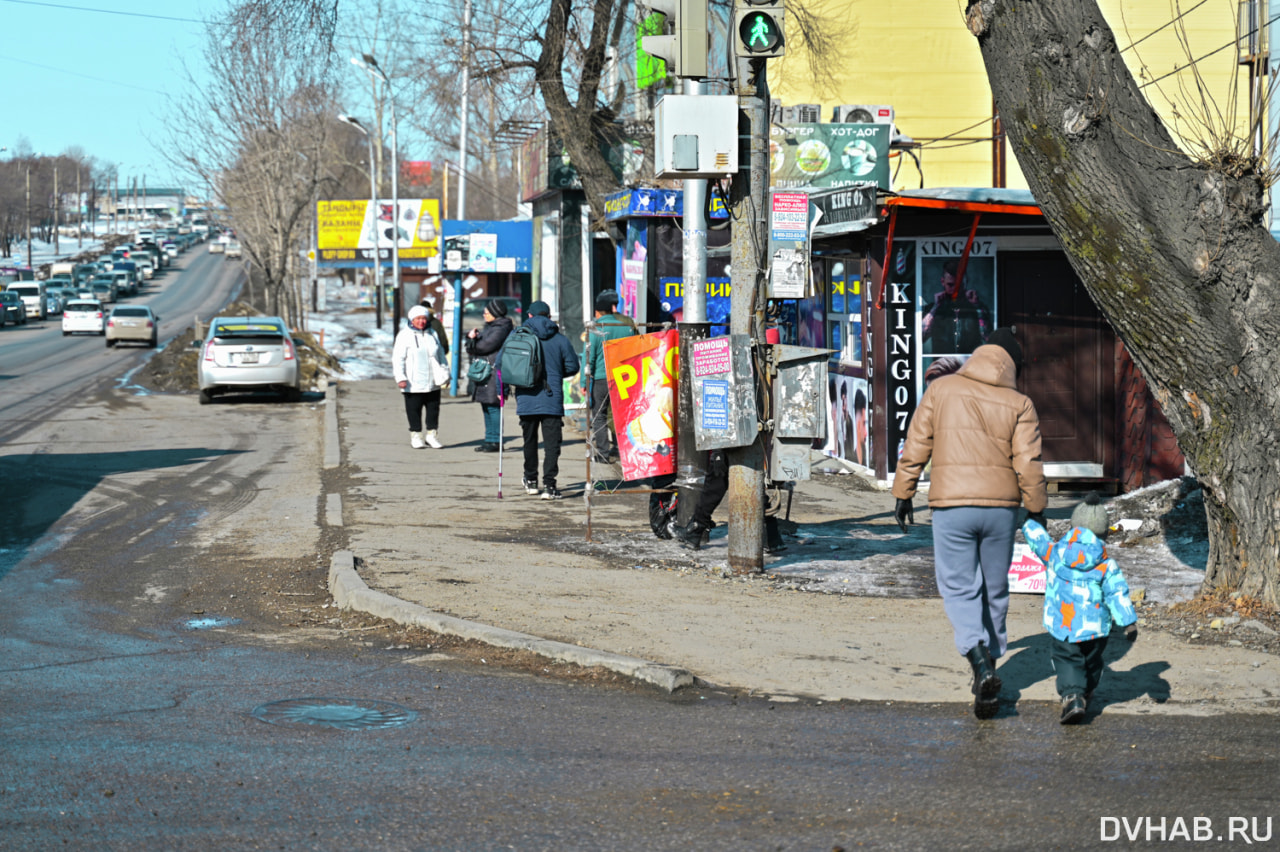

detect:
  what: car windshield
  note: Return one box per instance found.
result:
[67,301,99,310]
[113,308,149,317]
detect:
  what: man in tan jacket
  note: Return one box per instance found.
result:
[892,328,1047,719]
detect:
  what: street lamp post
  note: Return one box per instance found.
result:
[339,113,385,330]
[352,53,402,332]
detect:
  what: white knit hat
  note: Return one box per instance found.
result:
[407,305,429,321]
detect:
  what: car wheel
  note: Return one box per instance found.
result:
[149,335,157,348]
[62,330,69,336]
[106,337,116,348]
[99,329,105,336]
[283,386,302,403]
[198,389,214,405]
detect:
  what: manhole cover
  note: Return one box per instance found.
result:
[250,698,417,731]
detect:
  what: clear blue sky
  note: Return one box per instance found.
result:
[0,0,218,188]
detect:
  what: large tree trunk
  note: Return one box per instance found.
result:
[966,0,1280,600]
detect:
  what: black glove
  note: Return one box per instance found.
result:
[894,498,914,534]
[1027,511,1047,529]
[1124,624,1138,642]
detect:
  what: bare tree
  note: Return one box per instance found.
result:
[966,0,1280,600]
[165,0,343,325]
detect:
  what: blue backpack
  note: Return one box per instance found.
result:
[500,326,545,390]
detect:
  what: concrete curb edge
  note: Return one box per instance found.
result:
[327,550,696,693]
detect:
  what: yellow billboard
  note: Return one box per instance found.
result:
[316,199,440,263]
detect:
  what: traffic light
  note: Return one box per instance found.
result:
[734,0,785,58]
[639,0,709,79]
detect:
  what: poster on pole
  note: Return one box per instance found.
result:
[604,329,679,480]
[768,190,810,299]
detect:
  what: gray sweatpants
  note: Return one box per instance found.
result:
[931,506,1018,659]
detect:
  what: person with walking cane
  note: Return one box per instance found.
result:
[464,299,514,453]
[892,328,1047,720]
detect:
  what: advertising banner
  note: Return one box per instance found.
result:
[770,123,891,190]
[605,329,679,480]
[316,199,441,264]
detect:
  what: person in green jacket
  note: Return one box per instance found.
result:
[584,290,637,463]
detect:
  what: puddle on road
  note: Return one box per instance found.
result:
[184,615,241,630]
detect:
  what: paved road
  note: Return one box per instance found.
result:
[1,270,1278,849]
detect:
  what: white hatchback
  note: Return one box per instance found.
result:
[62,299,106,336]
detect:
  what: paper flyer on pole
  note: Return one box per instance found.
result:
[603,330,679,480]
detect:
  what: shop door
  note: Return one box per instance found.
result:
[998,251,1111,468]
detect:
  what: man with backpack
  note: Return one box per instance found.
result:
[495,300,580,500]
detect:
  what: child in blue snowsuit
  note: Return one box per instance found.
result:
[1022,493,1138,724]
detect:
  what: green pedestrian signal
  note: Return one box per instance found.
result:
[734,0,784,58]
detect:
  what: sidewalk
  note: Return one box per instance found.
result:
[325,378,1280,714]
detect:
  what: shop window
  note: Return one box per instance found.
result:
[827,258,863,365]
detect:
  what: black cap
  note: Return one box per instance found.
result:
[986,328,1023,371]
[486,298,508,318]
[594,290,619,311]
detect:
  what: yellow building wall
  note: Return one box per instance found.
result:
[768,0,1249,191]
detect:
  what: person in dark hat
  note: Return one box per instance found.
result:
[892,327,1047,720]
[583,289,637,464]
[496,300,580,499]
[464,298,515,452]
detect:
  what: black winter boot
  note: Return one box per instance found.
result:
[764,515,787,554]
[674,520,710,550]
[965,641,1002,720]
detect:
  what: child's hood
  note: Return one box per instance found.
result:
[1053,527,1108,576]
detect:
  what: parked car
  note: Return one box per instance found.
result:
[198,316,301,404]
[62,299,105,335]
[0,290,29,326]
[105,305,159,348]
[224,240,242,259]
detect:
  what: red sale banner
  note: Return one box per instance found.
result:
[604,329,679,480]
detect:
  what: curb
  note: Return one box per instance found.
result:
[327,550,696,693]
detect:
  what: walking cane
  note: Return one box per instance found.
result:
[496,369,505,499]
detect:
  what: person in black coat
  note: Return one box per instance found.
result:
[495,300,580,499]
[464,299,515,452]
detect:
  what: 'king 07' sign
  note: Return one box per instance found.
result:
[885,241,916,473]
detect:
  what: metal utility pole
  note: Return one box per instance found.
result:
[340,114,384,332]
[53,163,59,256]
[76,167,82,249]
[726,56,770,575]
[457,0,471,221]
[675,74,711,528]
[25,163,32,269]
[450,0,473,398]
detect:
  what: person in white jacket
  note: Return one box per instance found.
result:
[393,305,449,448]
